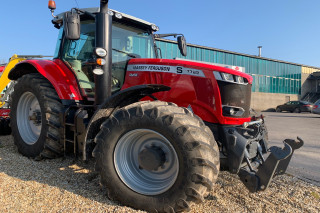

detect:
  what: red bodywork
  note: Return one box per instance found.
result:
[11,58,252,125]
[10,59,83,101]
[0,109,10,117]
[122,59,252,125]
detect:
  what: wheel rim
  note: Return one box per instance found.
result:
[17,92,42,145]
[114,129,179,195]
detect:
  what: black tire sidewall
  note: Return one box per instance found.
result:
[11,78,49,157]
[99,113,197,210]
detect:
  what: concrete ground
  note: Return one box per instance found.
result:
[263,112,320,185]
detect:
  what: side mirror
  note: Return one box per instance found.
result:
[177,36,187,57]
[63,11,80,40]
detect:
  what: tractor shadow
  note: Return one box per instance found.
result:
[0,135,120,207]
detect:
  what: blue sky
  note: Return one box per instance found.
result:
[1,0,320,67]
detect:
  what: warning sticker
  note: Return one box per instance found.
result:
[127,64,205,77]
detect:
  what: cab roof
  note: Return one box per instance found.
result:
[52,8,159,32]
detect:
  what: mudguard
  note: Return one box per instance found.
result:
[8,59,83,101]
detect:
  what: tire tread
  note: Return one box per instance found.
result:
[10,73,63,158]
[95,100,219,212]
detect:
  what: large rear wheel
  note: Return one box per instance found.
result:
[94,101,219,212]
[10,73,63,158]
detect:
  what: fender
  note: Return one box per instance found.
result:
[82,84,170,160]
[8,59,83,101]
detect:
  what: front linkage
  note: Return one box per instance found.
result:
[222,118,304,192]
[240,137,303,192]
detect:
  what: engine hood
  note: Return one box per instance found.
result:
[128,58,253,84]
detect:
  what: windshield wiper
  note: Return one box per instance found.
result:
[112,48,138,58]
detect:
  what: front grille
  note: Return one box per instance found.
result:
[217,81,252,118]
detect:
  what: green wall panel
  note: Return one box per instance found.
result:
[156,40,302,95]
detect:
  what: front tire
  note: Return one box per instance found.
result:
[10,73,64,158]
[276,107,281,112]
[294,108,301,113]
[94,101,219,212]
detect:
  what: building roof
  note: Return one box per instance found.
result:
[157,38,320,70]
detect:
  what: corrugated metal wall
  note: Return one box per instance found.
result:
[156,39,302,94]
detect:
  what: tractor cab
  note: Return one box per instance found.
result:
[52,8,158,100]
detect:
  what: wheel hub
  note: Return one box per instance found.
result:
[114,129,179,195]
[138,146,166,171]
[17,92,42,145]
[29,110,41,126]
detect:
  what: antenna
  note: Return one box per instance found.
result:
[74,0,79,8]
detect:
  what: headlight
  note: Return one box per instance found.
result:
[151,24,160,31]
[236,76,244,84]
[213,71,247,85]
[221,73,234,82]
[222,106,245,117]
[115,13,123,19]
[95,47,107,57]
[108,10,114,16]
[93,68,104,75]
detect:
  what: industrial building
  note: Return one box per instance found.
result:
[156,38,320,111]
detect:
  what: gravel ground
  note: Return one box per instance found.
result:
[1,135,319,212]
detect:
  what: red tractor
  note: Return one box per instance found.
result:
[6,0,303,212]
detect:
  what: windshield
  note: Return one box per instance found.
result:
[301,101,311,105]
[58,19,155,98]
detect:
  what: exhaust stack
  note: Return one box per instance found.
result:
[258,46,262,57]
[94,0,112,105]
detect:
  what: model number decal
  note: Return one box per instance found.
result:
[176,67,201,75]
[127,64,205,77]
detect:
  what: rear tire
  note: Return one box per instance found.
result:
[94,101,219,212]
[10,73,63,158]
[276,107,281,112]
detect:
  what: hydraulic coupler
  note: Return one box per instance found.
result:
[238,137,304,192]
